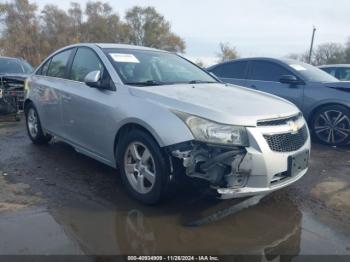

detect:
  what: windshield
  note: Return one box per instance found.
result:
[103,48,217,86]
[286,60,338,82]
[0,58,34,74]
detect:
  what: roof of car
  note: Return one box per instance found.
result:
[57,43,168,54]
[0,56,22,61]
[319,64,350,68]
[94,43,164,52]
[208,57,300,69]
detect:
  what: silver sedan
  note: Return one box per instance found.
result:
[24,44,310,204]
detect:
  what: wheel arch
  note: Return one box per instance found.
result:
[307,102,350,123]
[113,122,164,166]
[23,98,34,113]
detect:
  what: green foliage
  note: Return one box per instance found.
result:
[0,0,185,66]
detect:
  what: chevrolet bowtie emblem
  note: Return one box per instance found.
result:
[288,121,299,134]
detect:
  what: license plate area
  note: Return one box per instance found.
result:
[287,150,309,177]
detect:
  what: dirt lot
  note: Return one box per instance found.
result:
[0,119,349,257]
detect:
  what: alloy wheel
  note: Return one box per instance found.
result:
[27,108,39,138]
[124,142,156,194]
[314,109,350,144]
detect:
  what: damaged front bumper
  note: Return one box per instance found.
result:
[169,123,311,200]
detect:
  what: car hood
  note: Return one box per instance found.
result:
[129,83,299,126]
[0,73,29,81]
[324,81,350,91]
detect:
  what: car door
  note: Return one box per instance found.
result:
[246,60,304,110]
[210,61,248,87]
[33,49,74,134]
[60,47,117,162]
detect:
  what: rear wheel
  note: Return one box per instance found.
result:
[25,104,52,145]
[117,129,173,204]
[311,105,350,146]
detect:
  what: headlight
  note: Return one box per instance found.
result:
[173,111,249,146]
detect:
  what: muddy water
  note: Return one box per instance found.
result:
[1,192,349,256]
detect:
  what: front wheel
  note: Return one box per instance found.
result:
[25,104,52,145]
[311,105,350,146]
[117,129,173,205]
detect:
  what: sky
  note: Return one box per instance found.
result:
[35,0,350,65]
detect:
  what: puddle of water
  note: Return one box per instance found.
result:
[1,190,349,257]
[47,195,304,256]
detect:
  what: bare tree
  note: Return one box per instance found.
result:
[344,38,350,63]
[285,51,309,63]
[0,1,186,65]
[313,43,345,66]
[40,5,77,54]
[216,42,238,62]
[125,6,185,53]
[0,0,42,65]
[82,2,129,43]
[195,59,205,68]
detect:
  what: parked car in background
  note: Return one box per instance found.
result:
[208,58,350,146]
[0,56,34,116]
[319,64,350,81]
[24,44,310,204]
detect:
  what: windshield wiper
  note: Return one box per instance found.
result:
[125,80,165,86]
[188,80,218,84]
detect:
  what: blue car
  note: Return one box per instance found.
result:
[208,58,350,146]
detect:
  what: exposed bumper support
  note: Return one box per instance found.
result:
[216,168,308,199]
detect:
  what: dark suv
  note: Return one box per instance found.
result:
[208,58,350,146]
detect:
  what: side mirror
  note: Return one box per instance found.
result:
[279,75,303,85]
[84,70,101,88]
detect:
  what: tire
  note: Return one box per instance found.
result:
[116,129,173,205]
[25,103,52,145]
[310,105,350,146]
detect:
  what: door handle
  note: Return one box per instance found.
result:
[250,85,257,89]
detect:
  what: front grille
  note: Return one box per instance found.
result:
[257,113,302,126]
[264,125,308,152]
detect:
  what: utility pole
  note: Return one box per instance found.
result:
[308,26,316,64]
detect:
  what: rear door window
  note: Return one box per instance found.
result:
[211,61,248,79]
[248,61,293,82]
[47,49,72,78]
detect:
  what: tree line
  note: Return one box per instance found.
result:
[0,0,185,66]
[1,1,349,68]
[287,40,350,66]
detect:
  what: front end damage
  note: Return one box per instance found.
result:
[169,142,253,197]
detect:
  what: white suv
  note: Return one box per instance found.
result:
[24,43,311,204]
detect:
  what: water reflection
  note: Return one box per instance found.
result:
[51,193,302,258]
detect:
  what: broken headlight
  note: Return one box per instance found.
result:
[173,111,249,146]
